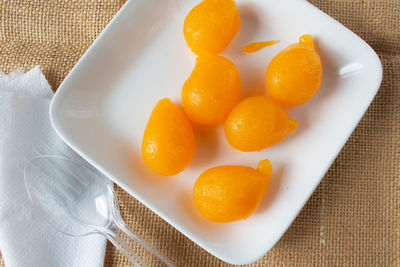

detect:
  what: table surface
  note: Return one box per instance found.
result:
[1,0,399,266]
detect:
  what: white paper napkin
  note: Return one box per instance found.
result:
[0,67,108,267]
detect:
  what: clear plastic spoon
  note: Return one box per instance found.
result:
[24,155,175,267]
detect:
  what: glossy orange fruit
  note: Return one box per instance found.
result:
[224,96,298,152]
[183,0,241,55]
[266,34,322,106]
[193,159,272,223]
[142,98,195,176]
[182,54,241,126]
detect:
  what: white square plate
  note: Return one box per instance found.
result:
[50,0,382,264]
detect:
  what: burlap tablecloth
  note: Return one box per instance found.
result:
[1,0,399,266]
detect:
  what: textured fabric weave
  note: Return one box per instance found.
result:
[0,0,399,266]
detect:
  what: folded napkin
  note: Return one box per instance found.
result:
[0,67,108,267]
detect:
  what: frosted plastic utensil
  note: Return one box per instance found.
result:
[24,155,175,267]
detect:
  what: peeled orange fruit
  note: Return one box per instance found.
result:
[183,0,241,55]
[266,34,322,106]
[224,96,298,152]
[182,54,241,126]
[193,159,272,223]
[142,98,195,176]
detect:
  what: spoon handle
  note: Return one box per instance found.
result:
[104,227,148,267]
[106,211,176,267]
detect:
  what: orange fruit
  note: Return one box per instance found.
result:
[142,98,195,176]
[182,54,241,126]
[266,34,322,106]
[193,159,272,223]
[183,0,241,55]
[224,96,298,152]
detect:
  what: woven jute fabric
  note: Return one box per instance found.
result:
[1,0,399,266]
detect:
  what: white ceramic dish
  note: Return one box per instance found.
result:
[50,0,382,264]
